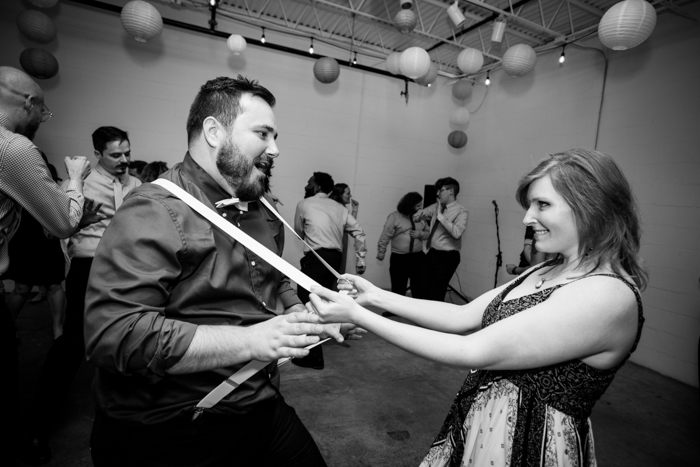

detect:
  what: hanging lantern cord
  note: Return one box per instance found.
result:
[400,79,409,105]
[209,0,218,31]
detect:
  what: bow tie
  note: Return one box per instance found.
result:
[215,198,249,211]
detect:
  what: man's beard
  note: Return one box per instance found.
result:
[304,186,315,198]
[23,119,40,141]
[216,139,268,201]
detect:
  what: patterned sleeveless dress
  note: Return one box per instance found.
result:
[420,265,644,467]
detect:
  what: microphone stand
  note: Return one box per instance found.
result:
[492,200,502,288]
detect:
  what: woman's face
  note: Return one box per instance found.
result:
[413,202,423,213]
[523,175,579,259]
[341,187,352,205]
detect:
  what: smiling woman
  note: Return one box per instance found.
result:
[308,148,647,467]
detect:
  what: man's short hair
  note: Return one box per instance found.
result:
[92,126,129,153]
[312,172,334,194]
[186,75,276,145]
[435,177,460,197]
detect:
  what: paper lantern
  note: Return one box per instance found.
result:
[457,48,484,75]
[121,1,163,43]
[400,0,413,9]
[502,44,537,78]
[598,0,657,51]
[28,0,59,8]
[452,80,472,100]
[450,107,471,127]
[399,47,430,80]
[313,57,340,84]
[394,9,417,34]
[415,63,438,87]
[19,48,59,79]
[16,10,57,44]
[385,52,402,75]
[448,130,468,148]
[226,34,247,55]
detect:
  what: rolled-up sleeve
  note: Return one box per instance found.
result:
[441,208,469,239]
[377,213,396,259]
[345,213,367,262]
[84,194,197,380]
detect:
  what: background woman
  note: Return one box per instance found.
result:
[376,192,428,302]
[330,183,360,274]
[309,148,647,466]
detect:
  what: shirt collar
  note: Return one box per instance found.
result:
[94,162,130,184]
[444,200,458,209]
[314,192,329,199]
[181,153,249,211]
[0,113,15,132]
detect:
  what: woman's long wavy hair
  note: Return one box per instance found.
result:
[329,183,349,205]
[515,148,648,290]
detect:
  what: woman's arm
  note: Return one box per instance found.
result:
[311,275,638,371]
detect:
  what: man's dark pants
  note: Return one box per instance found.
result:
[1,295,20,462]
[91,394,326,467]
[389,251,425,298]
[422,249,460,302]
[296,248,342,367]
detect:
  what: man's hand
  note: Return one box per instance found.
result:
[79,198,105,228]
[435,200,445,222]
[64,156,91,181]
[408,230,422,238]
[285,304,345,344]
[247,312,324,362]
[356,263,366,275]
[376,255,384,261]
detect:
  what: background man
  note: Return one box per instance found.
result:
[84,76,335,466]
[24,126,141,462]
[414,177,469,302]
[0,66,90,465]
[293,171,367,370]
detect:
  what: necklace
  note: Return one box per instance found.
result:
[534,264,575,289]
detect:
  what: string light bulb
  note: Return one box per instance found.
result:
[559,45,566,64]
[209,0,216,6]
[353,52,357,65]
[261,27,266,44]
[309,37,314,54]
[485,70,490,86]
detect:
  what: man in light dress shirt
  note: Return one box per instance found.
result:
[414,177,469,302]
[0,66,92,464]
[24,126,141,462]
[293,172,367,369]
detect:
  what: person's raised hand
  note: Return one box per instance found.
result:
[308,285,362,325]
[64,156,91,181]
[247,312,324,362]
[79,198,105,228]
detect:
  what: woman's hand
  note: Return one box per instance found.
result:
[308,286,363,325]
[336,274,381,308]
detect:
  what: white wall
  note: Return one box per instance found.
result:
[2,1,698,386]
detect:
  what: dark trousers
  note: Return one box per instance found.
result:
[1,295,20,462]
[389,252,425,298]
[422,249,461,302]
[297,249,342,365]
[29,257,92,437]
[91,395,326,467]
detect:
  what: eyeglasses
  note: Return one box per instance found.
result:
[437,187,450,194]
[40,104,52,123]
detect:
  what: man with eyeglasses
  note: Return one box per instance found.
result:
[414,177,469,301]
[0,66,91,464]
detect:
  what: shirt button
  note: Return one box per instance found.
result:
[222,213,227,218]
[237,222,240,227]
[251,261,256,266]
[262,301,266,307]
[240,210,244,214]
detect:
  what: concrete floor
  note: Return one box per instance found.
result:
[15,297,700,467]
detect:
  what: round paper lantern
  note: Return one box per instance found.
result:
[394,9,417,34]
[399,47,430,80]
[16,10,57,44]
[226,34,247,55]
[415,63,438,86]
[457,48,484,74]
[19,48,59,79]
[598,0,657,51]
[452,79,472,100]
[121,1,163,43]
[448,130,468,149]
[502,43,537,78]
[450,107,471,127]
[28,0,59,8]
[385,52,402,75]
[313,57,340,84]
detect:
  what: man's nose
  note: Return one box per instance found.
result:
[266,139,280,158]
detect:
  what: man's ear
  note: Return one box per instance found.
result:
[93,149,102,160]
[23,95,35,112]
[202,117,223,149]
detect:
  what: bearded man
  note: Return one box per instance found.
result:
[83,76,337,467]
